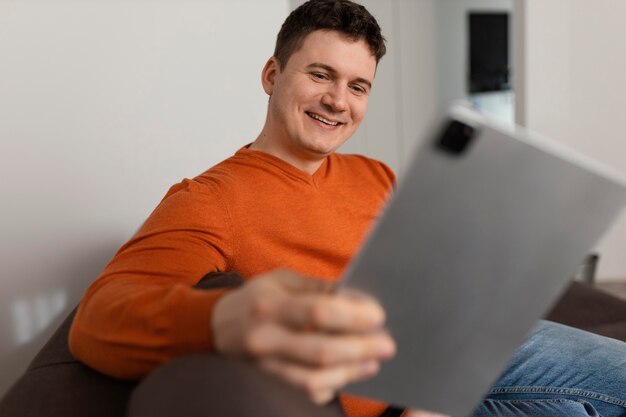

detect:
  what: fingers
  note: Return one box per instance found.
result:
[254,291,386,334]
[213,269,389,357]
[250,269,385,334]
[212,268,397,405]
[246,323,396,366]
[258,357,380,405]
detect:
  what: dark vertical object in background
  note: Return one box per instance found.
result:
[468,12,510,93]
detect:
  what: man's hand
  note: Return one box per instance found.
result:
[211,269,396,404]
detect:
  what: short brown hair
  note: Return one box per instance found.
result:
[274,0,386,70]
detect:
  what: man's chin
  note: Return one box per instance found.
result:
[304,146,339,159]
[301,139,347,157]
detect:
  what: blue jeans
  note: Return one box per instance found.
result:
[471,320,626,417]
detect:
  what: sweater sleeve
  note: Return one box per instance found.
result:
[340,393,390,417]
[69,179,236,380]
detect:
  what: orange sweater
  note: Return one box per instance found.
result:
[69,146,395,417]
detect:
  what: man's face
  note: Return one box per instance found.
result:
[261,30,377,166]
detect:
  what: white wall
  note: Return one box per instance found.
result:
[519,0,626,281]
[0,0,289,396]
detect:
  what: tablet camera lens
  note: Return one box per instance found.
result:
[436,120,476,156]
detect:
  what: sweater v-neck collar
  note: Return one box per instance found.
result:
[236,145,330,186]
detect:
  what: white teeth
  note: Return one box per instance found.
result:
[307,112,340,126]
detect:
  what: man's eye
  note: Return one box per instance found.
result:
[311,72,329,80]
[351,84,367,95]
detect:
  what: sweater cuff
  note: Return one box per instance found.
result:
[170,286,231,354]
[340,393,389,417]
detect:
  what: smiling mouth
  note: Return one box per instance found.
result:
[306,111,342,126]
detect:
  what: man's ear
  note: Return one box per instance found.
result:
[261,56,280,96]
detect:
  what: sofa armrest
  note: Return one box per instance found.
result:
[0,271,244,417]
[545,281,626,342]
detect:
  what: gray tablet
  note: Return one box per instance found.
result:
[341,105,626,416]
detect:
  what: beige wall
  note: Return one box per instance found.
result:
[294,0,436,175]
[518,0,626,280]
[0,0,289,396]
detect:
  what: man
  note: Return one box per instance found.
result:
[69,1,626,417]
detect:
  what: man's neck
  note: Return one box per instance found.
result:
[249,136,328,176]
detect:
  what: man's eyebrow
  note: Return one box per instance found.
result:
[306,63,372,90]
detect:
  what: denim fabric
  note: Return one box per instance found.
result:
[471,320,626,417]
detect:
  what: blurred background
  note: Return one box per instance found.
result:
[1,0,626,398]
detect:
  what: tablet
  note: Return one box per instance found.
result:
[341,105,626,416]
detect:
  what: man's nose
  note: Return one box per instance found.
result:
[321,85,348,113]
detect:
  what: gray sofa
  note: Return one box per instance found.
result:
[1,272,626,417]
